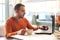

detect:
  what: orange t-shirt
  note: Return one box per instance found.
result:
[5,17,37,37]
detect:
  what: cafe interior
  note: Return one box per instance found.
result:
[0,0,60,40]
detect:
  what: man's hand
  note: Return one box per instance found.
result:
[20,29,26,35]
[37,26,41,29]
[17,29,26,35]
[37,25,49,30]
[36,25,43,30]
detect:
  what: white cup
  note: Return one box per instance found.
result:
[26,29,33,35]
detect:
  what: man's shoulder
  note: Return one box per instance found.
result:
[6,17,14,22]
[23,18,29,22]
[23,18,27,20]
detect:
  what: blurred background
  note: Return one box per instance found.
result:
[0,0,59,24]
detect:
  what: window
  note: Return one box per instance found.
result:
[23,1,58,23]
[0,0,5,24]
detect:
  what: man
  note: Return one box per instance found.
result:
[5,3,44,38]
[55,15,60,31]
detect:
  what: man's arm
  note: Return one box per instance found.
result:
[5,19,17,38]
[6,32,17,38]
[25,18,38,31]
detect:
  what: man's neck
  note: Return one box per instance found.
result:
[14,16,21,21]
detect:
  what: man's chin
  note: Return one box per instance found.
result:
[21,16,24,18]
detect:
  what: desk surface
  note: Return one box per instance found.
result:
[12,34,58,40]
[0,37,23,40]
[0,34,58,40]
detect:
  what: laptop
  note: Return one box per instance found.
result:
[34,15,55,34]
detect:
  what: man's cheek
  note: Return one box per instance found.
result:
[21,12,24,15]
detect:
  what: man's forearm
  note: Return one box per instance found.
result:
[6,29,26,37]
[6,32,17,38]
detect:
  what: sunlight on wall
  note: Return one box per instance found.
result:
[24,1,58,14]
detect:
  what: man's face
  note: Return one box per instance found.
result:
[16,6,25,18]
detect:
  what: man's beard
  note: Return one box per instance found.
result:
[18,15,24,18]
